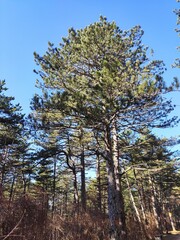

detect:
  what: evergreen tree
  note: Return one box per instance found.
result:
[174,0,180,67]
[121,131,179,235]
[33,17,179,240]
[0,80,25,200]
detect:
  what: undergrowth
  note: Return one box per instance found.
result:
[0,196,162,240]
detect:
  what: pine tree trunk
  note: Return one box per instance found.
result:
[111,123,126,233]
[125,173,142,223]
[72,165,79,207]
[80,150,86,211]
[0,164,5,201]
[52,157,57,216]
[148,173,162,234]
[0,164,5,200]
[125,173,150,239]
[105,122,126,240]
[168,212,176,231]
[96,153,102,211]
[9,174,16,203]
[133,169,147,223]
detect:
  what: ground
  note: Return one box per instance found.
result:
[163,231,180,240]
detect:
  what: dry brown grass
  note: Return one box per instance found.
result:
[51,211,109,240]
[1,196,174,240]
[0,196,51,240]
[0,197,109,240]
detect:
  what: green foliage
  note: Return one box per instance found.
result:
[173,0,180,67]
[0,80,24,146]
[34,17,178,133]
[0,80,30,200]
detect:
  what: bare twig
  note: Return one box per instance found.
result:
[2,213,25,240]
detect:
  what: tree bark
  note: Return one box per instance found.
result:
[133,169,147,223]
[105,122,126,240]
[72,164,79,207]
[148,173,162,234]
[125,173,142,223]
[52,157,57,217]
[9,174,16,203]
[168,212,176,232]
[80,149,86,211]
[96,152,102,211]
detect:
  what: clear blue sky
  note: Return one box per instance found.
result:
[0,0,179,140]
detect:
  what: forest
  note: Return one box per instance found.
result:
[0,6,180,240]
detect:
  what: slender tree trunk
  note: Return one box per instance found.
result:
[168,212,176,232]
[65,149,79,212]
[133,169,147,222]
[96,153,102,211]
[72,164,79,210]
[125,173,150,239]
[52,157,57,217]
[0,183,2,202]
[148,173,162,234]
[64,191,68,215]
[80,149,86,211]
[0,164,5,201]
[125,173,142,223]
[22,174,27,195]
[0,164,6,200]
[9,174,16,203]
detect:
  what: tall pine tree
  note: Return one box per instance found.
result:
[33,17,179,240]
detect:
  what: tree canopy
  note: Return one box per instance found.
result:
[32,17,179,240]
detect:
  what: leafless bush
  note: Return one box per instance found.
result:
[0,195,50,240]
[50,211,109,240]
[0,196,165,240]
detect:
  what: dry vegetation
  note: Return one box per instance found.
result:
[1,195,171,240]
